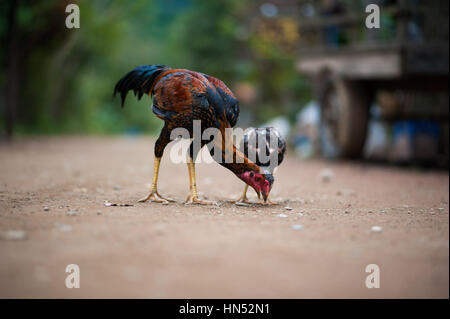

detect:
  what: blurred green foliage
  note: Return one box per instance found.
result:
[0,0,311,136]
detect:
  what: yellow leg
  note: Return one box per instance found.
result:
[138,157,175,203]
[184,159,215,205]
[234,184,252,204]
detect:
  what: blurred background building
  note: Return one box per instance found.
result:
[293,0,448,166]
[0,0,448,166]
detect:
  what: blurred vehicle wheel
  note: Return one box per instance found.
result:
[318,77,370,158]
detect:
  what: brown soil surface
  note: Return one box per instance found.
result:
[0,136,448,298]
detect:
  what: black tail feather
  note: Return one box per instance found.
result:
[113,64,170,107]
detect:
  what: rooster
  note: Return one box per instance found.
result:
[236,127,286,204]
[114,65,273,205]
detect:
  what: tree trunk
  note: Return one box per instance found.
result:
[4,0,20,141]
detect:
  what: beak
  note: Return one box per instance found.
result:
[261,183,270,203]
[261,191,268,202]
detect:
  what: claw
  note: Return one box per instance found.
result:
[184,194,216,206]
[138,190,175,204]
[229,195,252,205]
[263,198,277,205]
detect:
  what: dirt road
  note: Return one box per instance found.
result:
[0,136,448,298]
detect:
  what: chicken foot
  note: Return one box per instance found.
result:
[232,184,277,205]
[138,157,175,204]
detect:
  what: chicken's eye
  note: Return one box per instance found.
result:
[249,172,254,178]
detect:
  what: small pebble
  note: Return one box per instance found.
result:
[203,177,213,185]
[153,224,166,235]
[291,224,303,231]
[338,189,356,196]
[344,210,351,214]
[97,210,102,215]
[43,206,49,211]
[371,226,383,233]
[0,230,27,241]
[67,209,78,216]
[59,224,73,232]
[73,187,87,193]
[277,213,288,218]
[284,207,293,211]
[319,168,334,183]
[235,202,251,207]
[113,185,121,190]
